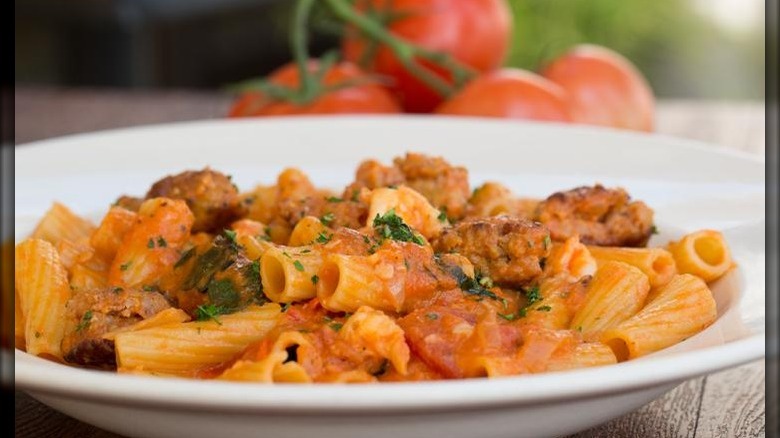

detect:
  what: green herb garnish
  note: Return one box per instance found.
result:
[315,232,332,244]
[372,209,425,245]
[224,229,238,243]
[76,310,93,332]
[174,247,196,268]
[195,304,225,324]
[293,260,305,272]
[320,212,336,226]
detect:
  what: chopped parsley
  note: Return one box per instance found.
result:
[207,279,240,311]
[328,322,343,332]
[426,313,439,320]
[498,286,543,321]
[174,247,196,268]
[142,284,160,292]
[478,275,494,289]
[372,209,425,246]
[112,286,124,293]
[325,196,343,203]
[651,225,659,235]
[437,210,448,223]
[147,238,155,249]
[119,261,132,271]
[242,260,265,304]
[320,212,336,226]
[293,260,305,272]
[76,310,93,332]
[223,229,238,244]
[182,236,236,291]
[543,235,552,250]
[315,231,332,244]
[524,285,542,306]
[195,304,225,324]
[449,267,499,301]
[311,275,319,285]
[157,236,167,247]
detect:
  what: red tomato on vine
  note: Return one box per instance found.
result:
[436,69,572,123]
[228,61,401,117]
[342,0,512,113]
[542,45,655,132]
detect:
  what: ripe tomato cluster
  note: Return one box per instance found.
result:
[229,0,655,132]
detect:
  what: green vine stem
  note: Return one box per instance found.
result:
[291,0,317,101]
[323,0,476,97]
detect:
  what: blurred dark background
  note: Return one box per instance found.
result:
[15,0,766,99]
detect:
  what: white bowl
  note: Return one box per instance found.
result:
[15,117,765,438]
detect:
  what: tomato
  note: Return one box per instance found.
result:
[342,0,512,113]
[435,69,572,122]
[542,45,655,132]
[228,61,401,117]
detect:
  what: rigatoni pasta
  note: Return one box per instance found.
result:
[115,304,280,375]
[15,239,72,359]
[601,274,717,360]
[667,230,732,282]
[587,245,676,287]
[13,152,732,382]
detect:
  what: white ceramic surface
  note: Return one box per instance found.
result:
[15,117,765,438]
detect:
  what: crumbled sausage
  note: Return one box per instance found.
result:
[393,153,470,220]
[344,159,405,195]
[146,168,241,233]
[62,288,171,369]
[534,185,654,247]
[113,195,143,212]
[433,216,550,288]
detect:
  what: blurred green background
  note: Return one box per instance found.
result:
[505,0,765,99]
[15,0,765,100]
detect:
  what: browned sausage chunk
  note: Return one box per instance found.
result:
[146,168,241,232]
[394,153,470,220]
[433,216,550,288]
[535,185,654,247]
[62,288,171,369]
[343,159,405,195]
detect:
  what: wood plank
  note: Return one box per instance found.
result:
[15,392,124,438]
[695,360,766,437]
[568,378,705,438]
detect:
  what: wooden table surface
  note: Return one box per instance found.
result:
[14,87,767,438]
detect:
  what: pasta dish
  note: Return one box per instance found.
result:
[14,152,733,382]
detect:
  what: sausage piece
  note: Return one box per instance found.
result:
[393,153,470,220]
[534,185,654,247]
[61,288,171,369]
[146,168,241,233]
[433,216,551,288]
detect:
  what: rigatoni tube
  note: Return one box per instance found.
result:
[601,274,717,361]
